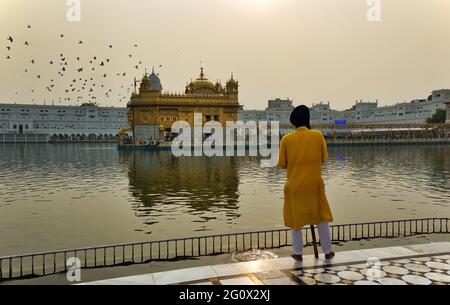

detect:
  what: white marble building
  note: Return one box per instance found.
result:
[239,90,450,127]
[0,103,128,141]
[446,100,450,124]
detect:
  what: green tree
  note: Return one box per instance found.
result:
[426,108,447,124]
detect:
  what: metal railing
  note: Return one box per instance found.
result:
[0,217,448,281]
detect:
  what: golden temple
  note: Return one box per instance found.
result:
[127,67,241,143]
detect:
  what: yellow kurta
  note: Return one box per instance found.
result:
[278,128,334,230]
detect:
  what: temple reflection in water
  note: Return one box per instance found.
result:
[119,150,241,226]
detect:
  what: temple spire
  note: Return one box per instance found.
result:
[200,67,204,78]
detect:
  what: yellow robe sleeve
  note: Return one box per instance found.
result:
[321,133,328,164]
[278,136,287,169]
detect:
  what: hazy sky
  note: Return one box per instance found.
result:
[1,0,450,110]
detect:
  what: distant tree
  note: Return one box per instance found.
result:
[426,108,447,124]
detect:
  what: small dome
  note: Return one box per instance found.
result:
[148,69,163,91]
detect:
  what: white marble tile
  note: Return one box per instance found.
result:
[297,276,316,285]
[412,257,431,262]
[220,277,256,285]
[82,274,155,285]
[425,261,450,271]
[392,259,411,264]
[313,273,341,284]
[401,275,432,285]
[433,255,450,260]
[255,270,286,280]
[153,266,217,285]
[360,268,387,279]
[337,271,364,281]
[327,266,348,272]
[262,277,298,285]
[405,242,450,255]
[354,280,380,285]
[425,272,450,283]
[212,260,271,277]
[360,246,417,259]
[324,250,369,265]
[190,282,214,285]
[403,263,431,273]
[383,265,409,275]
[377,277,407,285]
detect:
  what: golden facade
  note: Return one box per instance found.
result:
[128,68,241,141]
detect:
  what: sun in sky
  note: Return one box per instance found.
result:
[238,0,274,11]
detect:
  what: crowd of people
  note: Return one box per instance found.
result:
[322,128,450,141]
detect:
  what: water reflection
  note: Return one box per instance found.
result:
[0,143,448,255]
[120,151,241,226]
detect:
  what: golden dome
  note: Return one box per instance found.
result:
[186,68,217,94]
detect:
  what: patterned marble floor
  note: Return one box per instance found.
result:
[81,242,450,285]
[182,254,450,285]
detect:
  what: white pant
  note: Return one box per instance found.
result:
[292,221,332,255]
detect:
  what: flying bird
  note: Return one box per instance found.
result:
[24,41,29,46]
[6,46,11,50]
[77,68,83,72]
[7,36,13,43]
[49,61,53,64]
[37,75,41,79]
[27,25,31,29]
[109,45,113,48]
[60,34,64,38]
[76,57,80,61]
[106,59,110,63]
[31,59,35,64]
[6,55,10,59]
[100,62,104,66]
[129,55,132,58]
[78,40,83,44]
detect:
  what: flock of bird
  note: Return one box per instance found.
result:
[4,24,152,105]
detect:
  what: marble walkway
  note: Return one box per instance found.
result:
[80,242,450,285]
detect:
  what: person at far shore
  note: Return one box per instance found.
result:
[278,105,335,261]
